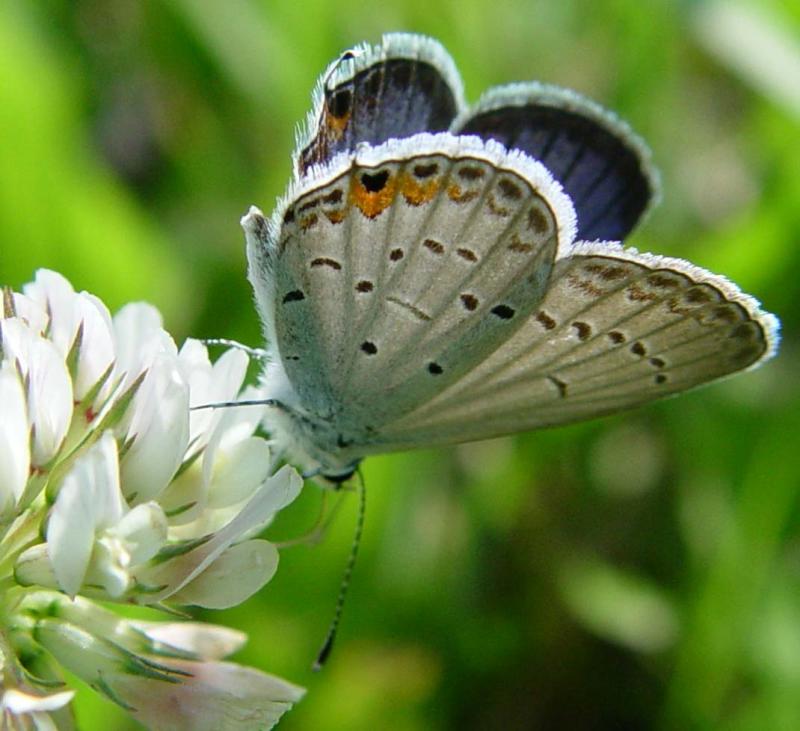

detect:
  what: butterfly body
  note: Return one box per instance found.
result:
[244,34,779,480]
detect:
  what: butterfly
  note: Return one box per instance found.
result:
[242,33,780,483]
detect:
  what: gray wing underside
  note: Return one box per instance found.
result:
[364,246,777,453]
[268,138,576,429]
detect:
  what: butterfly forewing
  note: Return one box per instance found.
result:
[269,134,576,427]
[371,245,777,450]
[454,84,658,241]
[296,34,465,176]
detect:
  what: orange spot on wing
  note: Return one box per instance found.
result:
[399,172,440,206]
[324,209,347,224]
[447,183,480,203]
[350,174,397,218]
[299,213,319,231]
[323,107,351,138]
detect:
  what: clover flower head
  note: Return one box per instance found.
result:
[0,270,304,730]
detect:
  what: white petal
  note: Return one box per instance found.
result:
[181,343,249,454]
[14,544,60,589]
[199,397,270,509]
[10,292,49,334]
[1,317,37,376]
[33,616,138,680]
[72,293,115,400]
[31,711,61,731]
[115,659,304,731]
[120,355,189,503]
[206,436,272,509]
[2,688,74,714]
[48,433,123,595]
[208,348,249,405]
[0,363,30,513]
[112,303,175,391]
[47,479,95,596]
[139,465,301,602]
[170,540,278,609]
[181,341,248,409]
[86,432,126,527]
[88,536,132,597]
[23,270,77,356]
[156,462,206,529]
[111,502,168,565]
[27,338,72,466]
[215,383,269,453]
[133,622,247,659]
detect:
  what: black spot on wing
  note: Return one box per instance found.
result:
[310,257,342,270]
[361,170,389,192]
[282,290,305,304]
[356,280,374,293]
[491,304,516,320]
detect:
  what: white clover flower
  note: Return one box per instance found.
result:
[0,270,304,730]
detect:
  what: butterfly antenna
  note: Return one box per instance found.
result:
[190,398,288,412]
[199,338,268,361]
[313,469,366,671]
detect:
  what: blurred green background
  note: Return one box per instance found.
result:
[1,0,798,729]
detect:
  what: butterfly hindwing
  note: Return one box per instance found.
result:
[296,34,466,176]
[370,244,778,451]
[454,84,659,241]
[254,134,577,433]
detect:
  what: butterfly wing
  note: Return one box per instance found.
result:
[246,133,577,441]
[365,242,778,452]
[295,34,466,176]
[453,83,659,241]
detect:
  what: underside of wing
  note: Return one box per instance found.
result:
[453,84,660,241]
[295,33,466,176]
[370,242,779,452]
[247,134,577,432]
